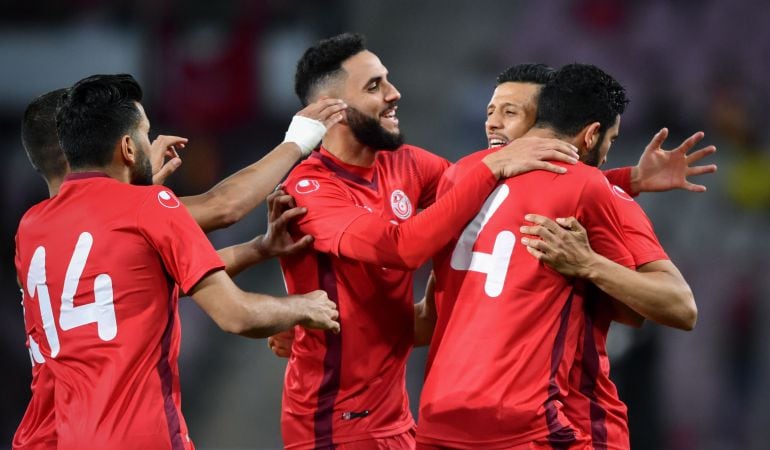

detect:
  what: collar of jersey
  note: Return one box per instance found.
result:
[63,172,112,182]
[313,147,378,187]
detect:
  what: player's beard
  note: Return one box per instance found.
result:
[582,130,606,168]
[130,147,154,186]
[346,106,404,151]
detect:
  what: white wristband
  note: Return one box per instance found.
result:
[283,115,327,157]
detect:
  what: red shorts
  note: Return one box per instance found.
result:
[323,428,416,450]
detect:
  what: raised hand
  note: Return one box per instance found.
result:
[255,189,314,258]
[297,98,347,129]
[632,128,717,193]
[151,135,188,185]
[482,136,579,179]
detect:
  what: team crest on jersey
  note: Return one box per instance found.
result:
[390,189,412,219]
[157,190,180,208]
[295,179,320,194]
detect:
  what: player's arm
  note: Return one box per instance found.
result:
[604,128,717,196]
[335,140,580,270]
[216,190,313,277]
[520,215,697,330]
[180,99,346,232]
[414,272,437,346]
[188,270,339,338]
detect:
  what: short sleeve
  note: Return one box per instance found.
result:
[576,173,636,268]
[618,196,669,266]
[137,187,225,293]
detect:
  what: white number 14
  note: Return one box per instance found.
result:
[26,232,117,360]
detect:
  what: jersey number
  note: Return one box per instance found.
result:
[450,185,516,297]
[26,232,117,360]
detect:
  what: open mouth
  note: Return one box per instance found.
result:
[487,135,509,147]
[381,106,399,127]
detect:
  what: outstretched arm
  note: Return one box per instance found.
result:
[188,270,340,338]
[629,128,717,194]
[336,138,580,270]
[520,215,696,330]
[180,99,347,232]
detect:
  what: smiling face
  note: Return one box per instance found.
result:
[338,50,403,149]
[485,81,541,148]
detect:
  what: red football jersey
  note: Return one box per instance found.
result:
[563,182,668,450]
[279,145,505,449]
[14,173,224,450]
[417,148,635,449]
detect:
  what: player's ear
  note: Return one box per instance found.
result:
[581,122,601,152]
[119,134,136,165]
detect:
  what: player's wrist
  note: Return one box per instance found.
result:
[480,154,504,178]
[629,165,643,194]
[283,115,326,157]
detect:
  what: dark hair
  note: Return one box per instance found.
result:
[496,63,556,86]
[56,74,143,170]
[21,88,70,179]
[534,63,628,136]
[295,32,366,106]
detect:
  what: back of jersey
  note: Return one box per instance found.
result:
[15,174,222,450]
[418,150,634,449]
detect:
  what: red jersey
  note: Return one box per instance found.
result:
[564,182,668,450]
[279,146,502,449]
[417,148,635,449]
[14,173,224,450]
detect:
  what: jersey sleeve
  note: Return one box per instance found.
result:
[602,167,638,197]
[576,173,636,268]
[284,171,372,255]
[619,198,669,266]
[136,187,225,293]
[338,161,498,270]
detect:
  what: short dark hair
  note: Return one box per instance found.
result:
[534,63,629,136]
[496,63,556,86]
[21,88,70,179]
[295,32,366,106]
[56,74,143,170]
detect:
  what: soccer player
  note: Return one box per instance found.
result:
[416,63,656,449]
[14,74,340,450]
[277,33,586,450]
[13,85,345,449]
[488,64,706,448]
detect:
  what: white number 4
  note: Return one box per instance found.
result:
[26,232,117,359]
[450,185,516,297]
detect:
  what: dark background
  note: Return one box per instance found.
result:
[1,1,769,449]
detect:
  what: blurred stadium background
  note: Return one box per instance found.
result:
[1,1,769,449]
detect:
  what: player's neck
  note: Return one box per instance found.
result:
[322,128,377,167]
[69,165,131,184]
[524,127,581,149]
[46,176,63,197]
